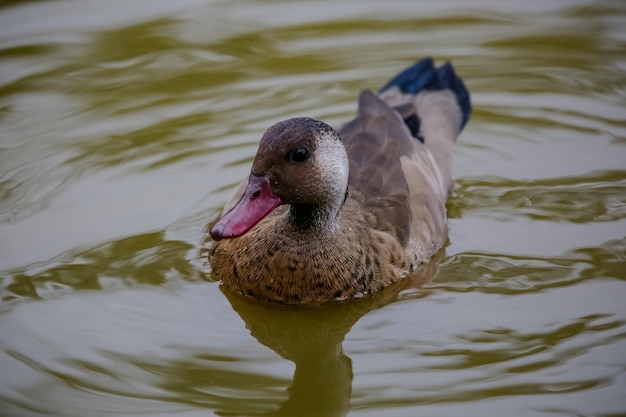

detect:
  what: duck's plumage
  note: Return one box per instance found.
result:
[209,57,471,304]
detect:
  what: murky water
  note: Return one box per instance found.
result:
[1,0,625,416]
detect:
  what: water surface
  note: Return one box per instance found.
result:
[1,1,625,416]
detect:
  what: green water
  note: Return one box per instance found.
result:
[1,1,625,416]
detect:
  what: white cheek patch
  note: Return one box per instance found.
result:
[314,133,349,198]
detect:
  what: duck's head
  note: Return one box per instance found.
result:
[210,117,349,241]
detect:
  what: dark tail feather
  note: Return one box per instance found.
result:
[379,58,472,131]
[378,57,435,95]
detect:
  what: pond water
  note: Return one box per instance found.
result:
[1,0,625,416]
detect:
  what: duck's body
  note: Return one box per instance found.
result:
[209,58,471,304]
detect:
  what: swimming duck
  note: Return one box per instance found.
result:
[209,57,471,304]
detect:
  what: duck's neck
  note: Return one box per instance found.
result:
[287,203,341,234]
[286,187,349,234]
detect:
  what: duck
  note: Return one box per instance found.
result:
[209,57,471,305]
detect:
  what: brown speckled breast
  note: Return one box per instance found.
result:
[210,198,414,304]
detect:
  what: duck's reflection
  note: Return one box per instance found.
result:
[219,254,442,417]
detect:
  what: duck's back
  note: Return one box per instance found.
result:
[338,59,470,263]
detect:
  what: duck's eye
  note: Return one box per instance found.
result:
[290,148,309,163]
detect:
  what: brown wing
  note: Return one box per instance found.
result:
[338,90,420,247]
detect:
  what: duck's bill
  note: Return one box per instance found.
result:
[210,175,283,241]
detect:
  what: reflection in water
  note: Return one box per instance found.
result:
[219,259,440,417]
[223,290,359,417]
